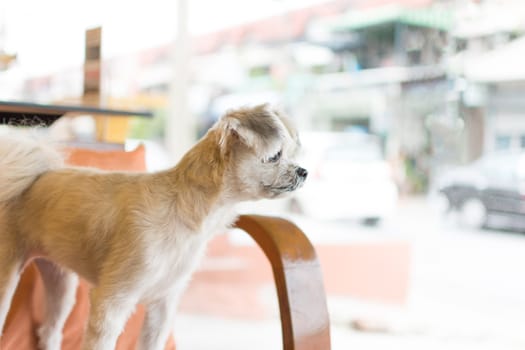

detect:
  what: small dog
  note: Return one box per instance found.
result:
[0,104,307,350]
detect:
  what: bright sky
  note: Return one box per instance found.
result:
[1,0,329,76]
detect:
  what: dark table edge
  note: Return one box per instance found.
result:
[0,100,153,118]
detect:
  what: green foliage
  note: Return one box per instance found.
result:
[128,109,166,140]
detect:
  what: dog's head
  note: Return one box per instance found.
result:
[214,104,307,201]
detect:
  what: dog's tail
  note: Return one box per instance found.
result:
[0,133,63,202]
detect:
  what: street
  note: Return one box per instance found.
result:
[175,196,525,350]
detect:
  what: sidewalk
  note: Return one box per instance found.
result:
[174,313,521,350]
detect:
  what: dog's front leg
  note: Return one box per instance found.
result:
[137,295,179,350]
[82,287,138,350]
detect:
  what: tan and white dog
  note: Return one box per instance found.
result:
[0,105,307,350]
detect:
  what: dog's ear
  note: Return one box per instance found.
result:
[218,112,260,151]
[217,104,284,156]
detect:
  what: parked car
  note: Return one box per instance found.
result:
[290,132,397,224]
[435,151,525,230]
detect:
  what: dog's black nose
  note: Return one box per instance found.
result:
[296,167,308,179]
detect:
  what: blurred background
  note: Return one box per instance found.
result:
[2,0,525,349]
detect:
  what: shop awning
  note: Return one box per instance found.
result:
[330,6,453,32]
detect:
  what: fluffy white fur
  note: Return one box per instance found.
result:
[0,104,306,350]
[0,134,63,202]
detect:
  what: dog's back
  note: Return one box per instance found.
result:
[0,133,63,203]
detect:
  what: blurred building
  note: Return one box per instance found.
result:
[303,4,451,150]
[448,0,525,161]
[16,0,355,134]
[6,0,525,192]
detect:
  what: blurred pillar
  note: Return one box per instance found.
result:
[166,0,194,162]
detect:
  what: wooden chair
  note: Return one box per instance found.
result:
[235,215,331,350]
[1,145,331,350]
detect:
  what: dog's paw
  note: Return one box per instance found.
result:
[37,325,62,350]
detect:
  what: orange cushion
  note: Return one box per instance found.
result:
[64,144,147,172]
[1,145,176,350]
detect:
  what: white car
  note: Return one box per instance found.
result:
[288,132,398,224]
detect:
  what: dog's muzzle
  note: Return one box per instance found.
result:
[284,166,308,193]
[263,166,308,196]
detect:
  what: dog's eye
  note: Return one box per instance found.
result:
[264,150,282,163]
